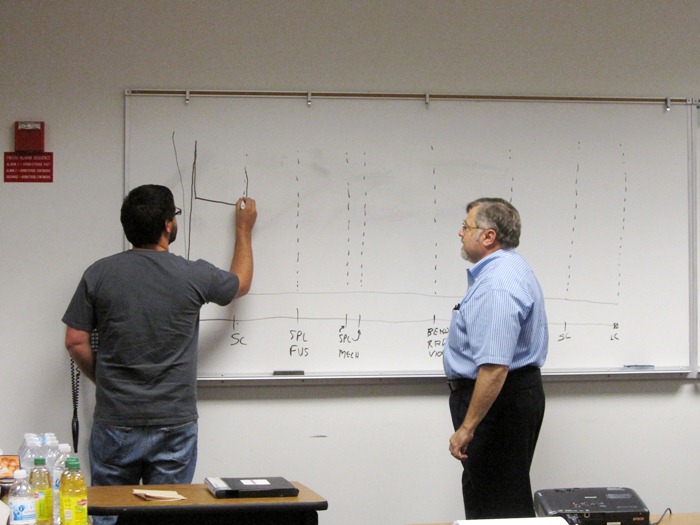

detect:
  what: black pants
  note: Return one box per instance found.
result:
[449,366,545,519]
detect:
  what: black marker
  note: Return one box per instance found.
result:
[273,370,305,376]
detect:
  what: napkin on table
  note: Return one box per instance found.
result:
[132,489,186,501]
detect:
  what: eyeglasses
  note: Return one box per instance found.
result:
[174,207,182,216]
[461,221,483,232]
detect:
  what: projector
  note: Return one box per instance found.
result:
[534,487,650,525]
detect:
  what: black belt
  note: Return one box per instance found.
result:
[448,365,540,392]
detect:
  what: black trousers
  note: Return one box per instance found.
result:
[448,366,545,519]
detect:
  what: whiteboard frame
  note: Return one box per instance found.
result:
[124,89,698,382]
[195,368,693,387]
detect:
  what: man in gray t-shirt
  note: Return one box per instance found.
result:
[63,185,256,512]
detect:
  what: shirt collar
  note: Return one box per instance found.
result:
[466,248,510,281]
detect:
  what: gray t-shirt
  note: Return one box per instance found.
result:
[62,250,239,426]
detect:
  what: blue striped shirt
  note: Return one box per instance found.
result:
[443,249,548,380]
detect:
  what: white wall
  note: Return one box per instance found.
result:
[2,2,699,524]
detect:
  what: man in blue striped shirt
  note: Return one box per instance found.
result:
[444,197,548,519]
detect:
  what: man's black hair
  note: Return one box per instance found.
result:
[120,185,176,247]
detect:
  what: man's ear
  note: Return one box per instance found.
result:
[482,228,498,248]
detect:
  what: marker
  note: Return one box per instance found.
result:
[623,365,655,370]
[239,199,246,210]
[273,370,305,376]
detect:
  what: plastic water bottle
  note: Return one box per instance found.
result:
[44,439,59,473]
[18,434,38,461]
[41,435,56,459]
[21,439,41,471]
[8,469,37,524]
[51,444,71,525]
[30,457,52,525]
[59,457,87,525]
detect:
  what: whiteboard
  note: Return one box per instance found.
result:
[124,92,693,379]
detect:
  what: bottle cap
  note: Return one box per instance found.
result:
[13,469,27,479]
[34,457,46,466]
[65,457,80,470]
[58,443,72,453]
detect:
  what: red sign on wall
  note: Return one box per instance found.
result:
[4,152,54,182]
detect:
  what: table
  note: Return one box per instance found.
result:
[88,481,328,525]
[409,513,699,525]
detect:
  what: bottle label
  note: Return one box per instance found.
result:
[52,470,62,491]
[9,495,37,524]
[61,496,88,525]
[35,488,52,520]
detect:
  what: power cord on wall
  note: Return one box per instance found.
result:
[70,357,80,453]
[69,329,99,454]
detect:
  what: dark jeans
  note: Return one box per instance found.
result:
[89,420,198,525]
[449,366,545,519]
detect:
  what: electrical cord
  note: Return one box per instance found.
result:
[70,358,80,453]
[70,329,99,453]
[651,508,672,525]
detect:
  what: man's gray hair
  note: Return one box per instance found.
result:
[466,197,521,249]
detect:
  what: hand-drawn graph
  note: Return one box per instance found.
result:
[125,93,692,378]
